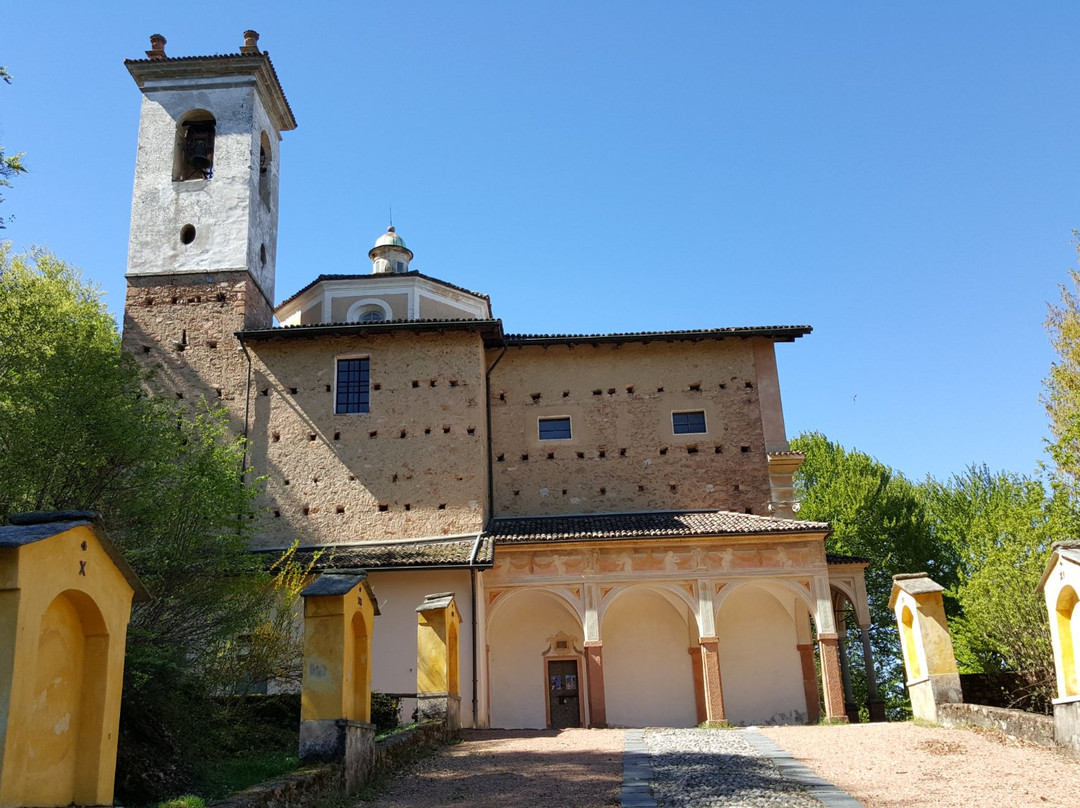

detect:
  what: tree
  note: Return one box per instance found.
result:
[792,432,954,718]
[0,245,295,801]
[0,68,27,228]
[923,466,1071,707]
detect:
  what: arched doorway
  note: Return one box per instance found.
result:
[487,588,583,728]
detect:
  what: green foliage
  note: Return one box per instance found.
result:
[371,692,403,733]
[794,430,1069,716]
[923,466,1069,706]
[0,246,296,802]
[158,797,206,808]
[792,431,951,718]
[0,68,27,229]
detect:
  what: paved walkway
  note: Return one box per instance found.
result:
[365,727,862,807]
[624,728,862,807]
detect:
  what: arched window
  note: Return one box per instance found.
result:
[174,110,216,181]
[346,299,393,323]
[258,131,272,206]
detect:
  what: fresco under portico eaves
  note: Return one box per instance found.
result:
[274,272,493,326]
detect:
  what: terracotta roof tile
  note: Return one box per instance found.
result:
[483,510,829,544]
[256,536,493,570]
[501,325,812,346]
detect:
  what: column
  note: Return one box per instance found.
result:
[836,618,859,722]
[796,643,820,724]
[861,625,886,721]
[699,637,726,725]
[817,635,847,722]
[584,641,607,728]
[688,646,707,724]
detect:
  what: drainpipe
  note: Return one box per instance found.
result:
[484,347,507,518]
[476,347,505,729]
[238,334,253,480]
[468,534,486,728]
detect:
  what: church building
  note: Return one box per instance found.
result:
[120,32,880,729]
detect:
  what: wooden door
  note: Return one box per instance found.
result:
[547,659,581,729]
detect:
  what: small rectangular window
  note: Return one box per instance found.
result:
[672,410,706,434]
[538,416,572,440]
[335,357,370,414]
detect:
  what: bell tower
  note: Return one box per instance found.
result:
[121,31,296,411]
[124,30,295,314]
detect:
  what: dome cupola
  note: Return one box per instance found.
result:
[369,225,413,274]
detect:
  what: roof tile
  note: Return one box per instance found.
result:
[483,510,829,544]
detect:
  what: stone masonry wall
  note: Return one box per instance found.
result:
[244,330,489,549]
[488,338,773,516]
[123,272,272,432]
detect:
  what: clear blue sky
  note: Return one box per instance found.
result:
[3,2,1077,483]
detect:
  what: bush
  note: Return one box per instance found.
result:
[371,693,402,733]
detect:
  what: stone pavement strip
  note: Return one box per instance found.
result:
[625,728,863,808]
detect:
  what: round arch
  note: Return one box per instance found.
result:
[346,298,393,323]
[599,583,698,727]
[599,582,699,636]
[486,587,585,729]
[715,578,817,630]
[487,585,584,627]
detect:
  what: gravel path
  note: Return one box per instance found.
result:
[362,729,623,807]
[361,721,1080,807]
[643,728,823,807]
[761,722,1080,808]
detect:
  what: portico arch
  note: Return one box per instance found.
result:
[715,581,808,725]
[600,584,698,727]
[487,588,583,728]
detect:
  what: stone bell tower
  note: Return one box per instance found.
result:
[121,31,296,408]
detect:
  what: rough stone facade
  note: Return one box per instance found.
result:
[242,329,490,548]
[488,339,776,516]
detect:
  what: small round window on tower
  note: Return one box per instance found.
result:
[180,224,196,245]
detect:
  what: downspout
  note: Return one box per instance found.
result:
[478,346,506,728]
[238,334,253,480]
[468,533,486,729]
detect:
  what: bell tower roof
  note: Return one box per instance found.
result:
[125,31,297,133]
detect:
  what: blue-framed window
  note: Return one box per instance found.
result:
[335,357,370,414]
[672,410,706,434]
[538,416,572,440]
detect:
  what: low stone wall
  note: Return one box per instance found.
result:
[937,702,1056,748]
[210,720,453,808]
[210,763,342,808]
[959,672,1051,714]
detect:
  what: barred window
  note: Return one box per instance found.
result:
[336,357,370,414]
[672,410,706,434]
[538,416,572,440]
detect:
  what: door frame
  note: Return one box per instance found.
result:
[543,655,585,729]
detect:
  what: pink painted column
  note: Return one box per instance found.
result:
[699,637,726,724]
[584,641,607,728]
[818,636,848,722]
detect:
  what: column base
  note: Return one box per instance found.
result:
[299,719,375,794]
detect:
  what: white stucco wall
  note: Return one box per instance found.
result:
[366,569,474,727]
[716,584,807,725]
[487,589,582,728]
[602,586,698,728]
[128,77,279,303]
